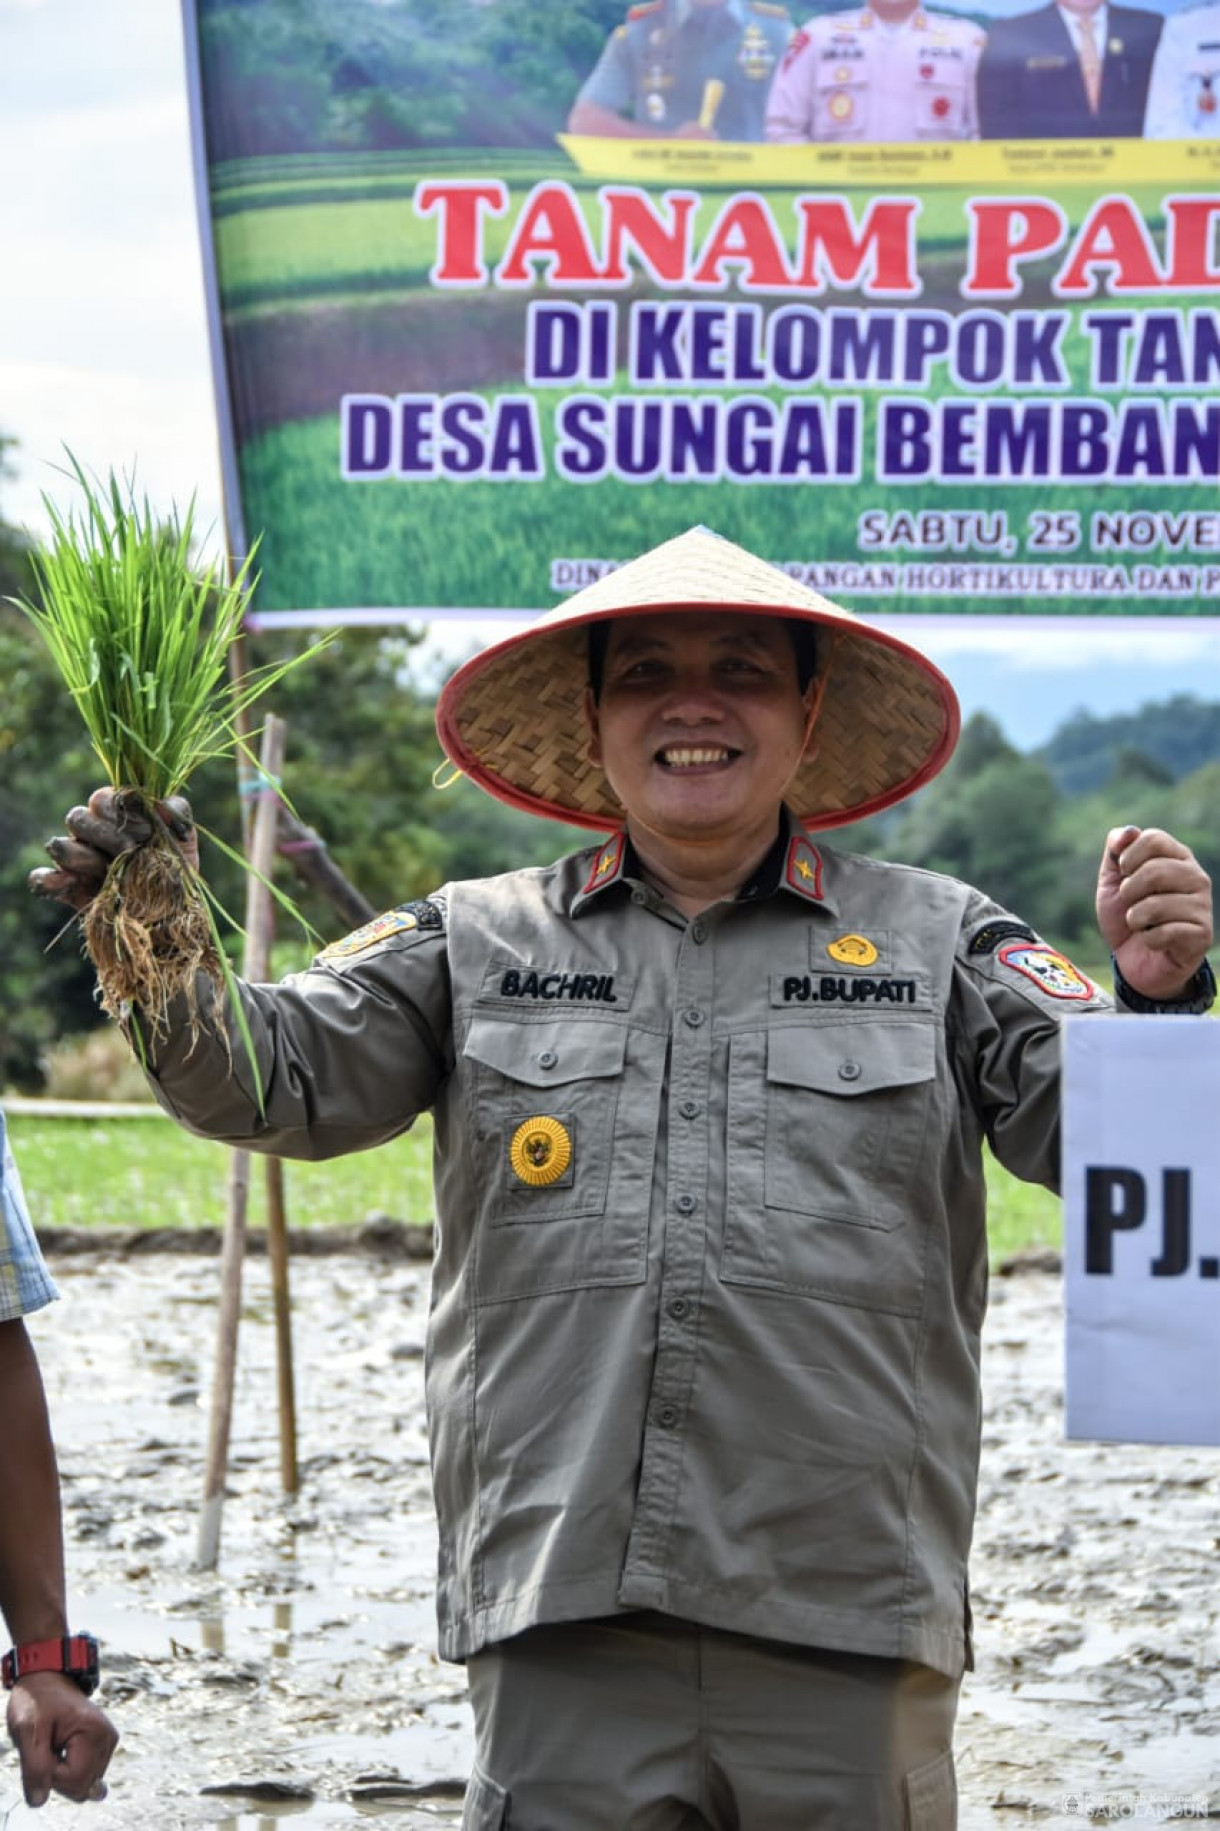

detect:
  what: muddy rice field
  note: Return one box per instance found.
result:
[6,1242,1218,1829]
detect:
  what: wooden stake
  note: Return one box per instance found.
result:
[197,713,287,1567]
[265,1152,298,1494]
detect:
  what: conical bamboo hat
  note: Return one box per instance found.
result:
[436,526,959,831]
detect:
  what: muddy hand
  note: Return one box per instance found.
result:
[6,1674,118,1808]
[29,788,198,911]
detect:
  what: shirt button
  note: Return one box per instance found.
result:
[684,1007,705,1028]
[678,1099,701,1120]
[838,1060,863,1082]
[658,1406,679,1428]
[667,1297,689,1320]
[675,1193,697,1214]
[631,888,648,907]
[690,920,707,944]
[537,1049,557,1069]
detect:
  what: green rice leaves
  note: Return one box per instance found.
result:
[19,456,319,798]
[13,456,333,1106]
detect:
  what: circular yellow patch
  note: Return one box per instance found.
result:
[509,1117,573,1187]
[828,90,854,121]
[828,933,878,967]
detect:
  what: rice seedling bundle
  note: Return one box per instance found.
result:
[15,458,325,1051]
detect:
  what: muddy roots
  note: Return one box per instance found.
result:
[82,798,222,1047]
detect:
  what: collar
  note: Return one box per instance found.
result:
[571,808,839,916]
[1057,1,1108,41]
[859,6,927,26]
[677,0,747,27]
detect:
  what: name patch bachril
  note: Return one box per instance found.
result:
[499,969,618,1003]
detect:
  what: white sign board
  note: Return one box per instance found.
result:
[1062,1015,1220,1445]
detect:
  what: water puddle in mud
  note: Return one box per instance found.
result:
[9,1257,1219,1829]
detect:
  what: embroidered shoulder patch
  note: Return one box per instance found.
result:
[319,899,443,961]
[996,941,1096,1001]
[967,919,1038,957]
[399,899,444,931]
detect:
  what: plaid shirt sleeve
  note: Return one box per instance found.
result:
[0,1107,59,1321]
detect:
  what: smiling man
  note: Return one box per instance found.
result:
[33,527,1215,1830]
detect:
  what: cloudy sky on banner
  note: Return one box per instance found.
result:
[2,0,1218,749]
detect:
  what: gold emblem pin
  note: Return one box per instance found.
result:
[828,933,878,966]
[510,1117,573,1187]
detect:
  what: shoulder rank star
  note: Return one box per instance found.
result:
[784,835,824,901]
[583,833,626,894]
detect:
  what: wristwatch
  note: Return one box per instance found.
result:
[1,1634,100,1697]
[1111,955,1217,1016]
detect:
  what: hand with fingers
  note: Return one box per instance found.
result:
[1096,824,1215,1003]
[28,789,198,913]
[6,1674,117,1809]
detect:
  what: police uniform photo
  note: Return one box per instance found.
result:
[976,0,1163,137]
[568,0,795,140]
[765,4,985,142]
[1144,0,1220,134]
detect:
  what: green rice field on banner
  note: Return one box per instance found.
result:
[182,0,1220,625]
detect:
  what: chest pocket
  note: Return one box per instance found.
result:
[913,64,969,136]
[722,1020,937,1314]
[813,63,871,138]
[462,1016,663,1303]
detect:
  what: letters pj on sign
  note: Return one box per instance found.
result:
[1062,1016,1220,1445]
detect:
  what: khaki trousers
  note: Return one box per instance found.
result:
[462,1613,958,1831]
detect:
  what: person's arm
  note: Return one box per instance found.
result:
[963,30,986,139]
[0,1320,117,1807]
[566,95,716,140]
[1142,14,1181,137]
[974,19,1015,139]
[1096,824,1214,1006]
[764,27,814,140]
[30,788,452,1156]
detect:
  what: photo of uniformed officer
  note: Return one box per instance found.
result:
[567,0,795,141]
[765,0,984,141]
[976,0,1162,136]
[1144,0,1220,133]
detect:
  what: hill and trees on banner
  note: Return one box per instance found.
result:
[196,0,623,158]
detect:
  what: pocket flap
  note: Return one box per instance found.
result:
[464,1016,627,1087]
[904,1747,956,1830]
[767,1020,935,1095]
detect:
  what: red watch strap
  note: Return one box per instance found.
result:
[1,1635,97,1687]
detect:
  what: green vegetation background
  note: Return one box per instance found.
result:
[2,436,1217,1257]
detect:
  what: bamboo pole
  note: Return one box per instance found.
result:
[197,714,286,1568]
[275,803,374,930]
[265,1152,298,1493]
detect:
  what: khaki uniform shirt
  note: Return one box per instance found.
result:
[579,0,795,140]
[766,6,984,141]
[1144,2,1220,135]
[144,814,1113,1678]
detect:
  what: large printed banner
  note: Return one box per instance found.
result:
[181,0,1220,628]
